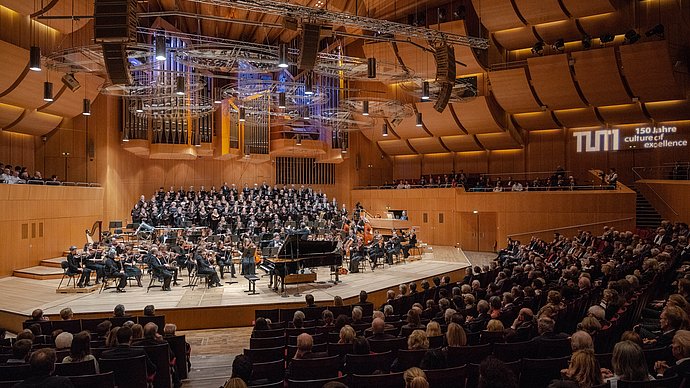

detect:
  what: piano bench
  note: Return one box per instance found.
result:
[244,275,260,295]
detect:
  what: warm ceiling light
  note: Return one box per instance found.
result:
[175,76,185,95]
[552,39,565,52]
[421,81,430,100]
[82,99,91,116]
[239,107,246,122]
[30,46,41,71]
[304,72,314,95]
[296,135,302,145]
[303,109,310,120]
[135,100,144,113]
[122,130,129,142]
[367,57,376,78]
[362,100,369,116]
[531,41,545,55]
[416,112,423,127]
[278,43,289,68]
[382,123,389,137]
[43,81,53,102]
[155,35,167,61]
[278,92,286,108]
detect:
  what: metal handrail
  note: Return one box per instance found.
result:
[352,184,616,191]
[632,168,679,216]
[2,180,102,188]
[507,217,636,238]
[479,170,572,178]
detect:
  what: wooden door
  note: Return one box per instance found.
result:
[478,213,497,252]
[458,212,479,251]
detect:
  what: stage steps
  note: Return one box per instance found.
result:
[40,257,66,268]
[13,265,64,280]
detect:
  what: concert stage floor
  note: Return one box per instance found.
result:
[0,246,473,332]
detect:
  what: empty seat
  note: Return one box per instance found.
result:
[425,365,468,388]
[286,343,327,360]
[287,355,341,380]
[349,372,405,388]
[286,375,348,388]
[250,336,286,349]
[0,364,31,382]
[251,359,286,383]
[393,349,428,371]
[617,374,681,388]
[68,371,115,388]
[446,343,493,366]
[244,347,285,363]
[536,337,571,358]
[368,337,407,355]
[100,355,148,388]
[344,351,393,375]
[493,340,535,362]
[252,328,285,338]
[55,360,98,376]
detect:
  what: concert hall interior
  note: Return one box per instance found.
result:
[0,0,690,387]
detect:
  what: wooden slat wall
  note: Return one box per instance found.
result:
[619,41,684,102]
[572,48,631,106]
[416,102,465,137]
[488,68,542,113]
[527,55,586,110]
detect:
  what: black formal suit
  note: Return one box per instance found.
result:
[12,375,74,388]
[101,344,157,374]
[368,332,396,341]
[147,254,172,290]
[67,252,91,287]
[196,254,221,286]
[104,256,127,290]
[664,358,690,378]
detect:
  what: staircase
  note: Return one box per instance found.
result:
[629,184,662,229]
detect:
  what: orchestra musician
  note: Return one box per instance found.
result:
[83,243,106,284]
[120,245,143,287]
[369,237,386,270]
[214,241,236,279]
[240,236,257,276]
[66,246,92,288]
[103,250,127,293]
[146,247,173,291]
[195,248,222,287]
[385,231,403,265]
[402,228,418,258]
[348,237,366,273]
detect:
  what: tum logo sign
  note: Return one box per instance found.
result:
[573,129,620,152]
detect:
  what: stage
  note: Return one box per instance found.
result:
[0,246,473,332]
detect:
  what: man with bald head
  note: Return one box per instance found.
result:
[505,307,536,342]
[368,317,396,341]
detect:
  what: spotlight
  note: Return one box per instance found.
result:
[244,145,251,158]
[453,5,466,20]
[82,99,91,116]
[122,130,129,142]
[382,123,389,137]
[194,132,201,147]
[278,92,286,108]
[155,35,167,61]
[175,76,185,95]
[341,144,347,153]
[645,24,664,38]
[421,81,430,100]
[367,57,377,78]
[239,107,246,122]
[552,39,565,52]
[296,135,302,145]
[29,46,41,71]
[581,35,592,49]
[278,43,289,68]
[437,8,447,22]
[600,33,615,44]
[135,100,144,113]
[624,29,641,44]
[304,72,314,95]
[61,73,81,92]
[362,100,369,116]
[531,41,544,55]
[43,81,54,102]
[416,112,423,127]
[303,109,310,120]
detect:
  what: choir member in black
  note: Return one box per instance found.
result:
[348,238,366,273]
[240,237,257,276]
[402,228,418,258]
[386,233,403,265]
[215,241,235,279]
[83,244,106,284]
[196,249,222,287]
[67,246,92,287]
[104,250,127,292]
[369,238,386,270]
[146,247,173,291]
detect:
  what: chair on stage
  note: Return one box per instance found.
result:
[59,261,80,289]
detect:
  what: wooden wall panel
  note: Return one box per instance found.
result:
[455,151,489,174]
[0,103,24,128]
[378,139,415,155]
[644,101,690,122]
[526,130,565,175]
[0,129,34,172]
[528,55,586,110]
[597,104,649,125]
[493,27,538,51]
[513,111,560,130]
[451,98,506,135]
[554,108,602,128]
[619,41,683,102]
[534,20,582,44]
[636,180,690,223]
[470,0,525,31]
[392,155,422,181]
[416,102,465,136]
[488,68,542,113]
[0,40,28,94]
[408,137,448,154]
[560,0,616,18]
[8,110,62,136]
[390,113,430,139]
[441,135,482,152]
[476,132,522,150]
[488,149,525,175]
[421,153,454,176]
[572,48,631,106]
[513,0,568,25]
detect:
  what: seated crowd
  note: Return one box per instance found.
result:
[235,220,690,388]
[0,304,189,388]
[0,163,59,184]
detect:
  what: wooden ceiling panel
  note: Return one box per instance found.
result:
[416,102,464,136]
[493,27,539,51]
[0,67,63,110]
[534,20,582,45]
[408,137,448,154]
[560,0,616,18]
[572,47,631,106]
[391,113,431,139]
[451,97,506,135]
[597,104,649,125]
[378,139,415,155]
[644,100,690,122]
[6,109,62,136]
[578,13,624,41]
[513,0,568,25]
[513,111,560,130]
[0,0,92,33]
[619,41,683,102]
[0,41,30,95]
[553,107,602,127]
[40,74,104,118]
[475,132,523,150]
[470,0,525,31]
[393,39,436,80]
[489,68,542,113]
[434,21,486,76]
[0,103,24,128]
[357,116,398,142]
[440,135,483,152]
[528,54,586,110]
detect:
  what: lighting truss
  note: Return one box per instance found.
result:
[186,0,489,49]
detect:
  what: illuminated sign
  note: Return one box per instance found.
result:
[573,126,687,152]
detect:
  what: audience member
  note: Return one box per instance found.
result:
[13,348,74,388]
[62,331,99,373]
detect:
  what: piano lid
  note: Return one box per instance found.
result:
[277,233,339,259]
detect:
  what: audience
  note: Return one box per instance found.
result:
[13,348,74,388]
[604,340,652,386]
[62,331,99,372]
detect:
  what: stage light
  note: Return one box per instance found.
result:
[416,112,423,127]
[581,35,592,49]
[244,145,251,158]
[278,92,286,108]
[600,34,615,44]
[122,130,129,142]
[43,81,53,102]
[367,57,377,78]
[155,35,167,61]
[552,39,565,52]
[624,29,641,44]
[382,123,389,137]
[645,24,664,38]
[135,100,144,113]
[82,99,91,116]
[303,109,310,120]
[278,43,289,68]
[531,41,544,55]
[61,73,81,91]
[304,72,314,95]
[30,46,41,71]
[239,107,246,122]
[296,135,302,145]
[421,81,430,100]
[175,76,185,95]
[362,100,369,116]
[194,132,201,147]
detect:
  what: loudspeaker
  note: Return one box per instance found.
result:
[434,44,456,84]
[61,73,81,92]
[434,82,453,113]
[102,43,132,85]
[94,0,137,43]
[298,23,321,70]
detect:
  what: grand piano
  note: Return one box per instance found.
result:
[265,232,343,293]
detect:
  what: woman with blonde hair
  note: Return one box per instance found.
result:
[426,321,441,337]
[223,377,247,388]
[338,325,356,344]
[486,319,504,332]
[563,349,603,388]
[604,340,652,387]
[445,322,467,347]
[408,330,430,351]
[404,367,427,387]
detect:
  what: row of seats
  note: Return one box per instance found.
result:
[22,315,166,335]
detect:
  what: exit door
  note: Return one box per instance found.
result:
[458,212,497,252]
